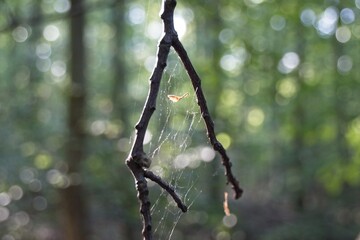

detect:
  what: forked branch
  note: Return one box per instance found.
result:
[126,0,243,239]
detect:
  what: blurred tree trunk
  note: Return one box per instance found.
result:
[331,0,351,192]
[111,0,128,127]
[60,0,88,239]
[21,2,42,134]
[110,1,138,238]
[291,24,307,212]
[332,40,350,164]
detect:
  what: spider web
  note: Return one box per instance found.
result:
[141,51,217,239]
[127,2,219,238]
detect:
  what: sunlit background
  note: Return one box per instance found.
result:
[1,0,360,239]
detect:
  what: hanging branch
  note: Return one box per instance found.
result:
[126,0,243,239]
[172,38,243,199]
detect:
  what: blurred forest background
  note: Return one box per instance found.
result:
[1,0,360,239]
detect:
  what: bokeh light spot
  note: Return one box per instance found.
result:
[219,29,234,44]
[20,142,37,157]
[277,78,297,98]
[13,211,30,227]
[216,133,232,149]
[200,146,215,162]
[223,214,238,228]
[300,9,316,27]
[20,168,36,184]
[246,0,265,5]
[337,55,353,73]
[340,8,355,24]
[127,4,146,25]
[54,0,70,13]
[336,26,351,43]
[316,7,338,36]
[278,52,300,74]
[36,59,52,72]
[144,56,157,72]
[29,179,42,192]
[9,185,23,201]
[90,120,106,136]
[220,48,247,74]
[43,25,60,42]
[33,196,47,211]
[51,60,67,78]
[36,43,52,59]
[0,207,10,222]
[174,15,187,39]
[220,54,240,72]
[46,169,69,188]
[117,138,131,152]
[12,26,29,43]
[270,15,286,31]
[0,193,11,206]
[146,21,162,40]
[247,108,265,127]
[34,153,53,170]
[174,153,190,169]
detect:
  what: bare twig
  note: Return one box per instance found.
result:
[126,1,186,239]
[172,38,243,199]
[126,0,243,239]
[144,170,187,212]
[126,160,153,239]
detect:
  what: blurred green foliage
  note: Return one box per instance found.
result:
[1,0,360,239]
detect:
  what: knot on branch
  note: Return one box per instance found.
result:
[136,179,148,194]
[132,152,152,169]
[160,0,177,20]
[160,34,175,47]
[160,0,178,39]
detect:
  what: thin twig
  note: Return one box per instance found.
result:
[126,1,186,239]
[144,170,188,212]
[172,38,243,199]
[126,160,153,240]
[126,0,243,239]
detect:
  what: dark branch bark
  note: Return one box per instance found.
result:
[144,170,188,212]
[126,160,153,239]
[126,1,186,239]
[126,0,242,239]
[172,38,243,199]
